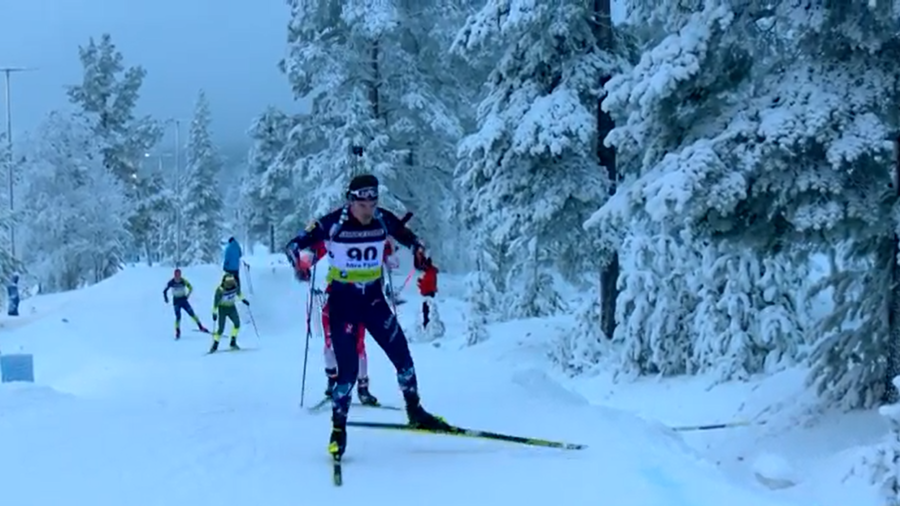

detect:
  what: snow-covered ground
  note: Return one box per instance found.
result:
[0,252,867,505]
[432,301,888,506]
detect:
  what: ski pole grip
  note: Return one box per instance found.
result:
[400,212,413,225]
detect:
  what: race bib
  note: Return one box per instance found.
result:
[329,241,385,272]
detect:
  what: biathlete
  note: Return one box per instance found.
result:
[208,273,250,353]
[285,173,451,459]
[163,268,209,339]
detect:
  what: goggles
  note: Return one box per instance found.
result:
[348,186,378,201]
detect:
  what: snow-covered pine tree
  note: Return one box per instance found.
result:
[688,242,805,382]
[610,222,697,378]
[280,0,408,218]
[242,107,296,247]
[0,134,17,284]
[788,3,900,409]
[180,90,224,265]
[451,0,622,318]
[19,111,129,291]
[66,33,163,260]
[279,0,465,261]
[551,289,607,375]
[586,2,900,389]
[866,375,900,506]
[463,250,499,346]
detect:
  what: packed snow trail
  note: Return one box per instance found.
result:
[0,259,798,506]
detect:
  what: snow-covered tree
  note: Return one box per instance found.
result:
[551,290,607,375]
[689,242,806,382]
[585,2,898,402]
[451,0,624,317]
[612,224,697,378]
[463,251,499,346]
[0,134,18,284]
[241,107,296,246]
[180,90,223,265]
[278,0,465,261]
[19,112,129,291]
[66,33,163,259]
[866,376,900,506]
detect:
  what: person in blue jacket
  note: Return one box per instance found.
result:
[223,237,243,289]
[7,274,19,316]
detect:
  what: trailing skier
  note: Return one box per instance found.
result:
[163,268,208,339]
[289,243,379,406]
[209,272,250,353]
[285,173,452,459]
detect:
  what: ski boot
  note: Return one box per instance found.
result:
[356,377,379,406]
[324,368,337,397]
[328,415,347,458]
[209,337,219,353]
[404,392,453,431]
[198,324,209,333]
[229,336,240,351]
[175,327,181,340]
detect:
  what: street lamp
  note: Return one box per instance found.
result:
[162,118,189,267]
[1,66,36,258]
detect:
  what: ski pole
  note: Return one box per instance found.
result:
[384,212,413,312]
[300,263,317,408]
[246,305,260,339]
[670,419,761,432]
[244,261,254,295]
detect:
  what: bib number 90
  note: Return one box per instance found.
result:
[348,246,378,261]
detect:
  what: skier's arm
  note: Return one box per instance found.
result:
[379,209,423,251]
[163,280,172,300]
[184,279,193,297]
[285,218,329,255]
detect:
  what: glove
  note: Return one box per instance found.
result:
[163,295,169,304]
[295,267,312,282]
[242,299,250,306]
[417,264,438,297]
[413,245,429,271]
[213,313,218,322]
[386,255,400,270]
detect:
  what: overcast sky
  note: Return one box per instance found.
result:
[1,1,627,152]
[1,0,298,149]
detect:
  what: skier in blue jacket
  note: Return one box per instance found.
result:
[223,237,243,289]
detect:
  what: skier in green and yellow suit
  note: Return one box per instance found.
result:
[209,273,250,353]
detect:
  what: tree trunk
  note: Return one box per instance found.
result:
[369,40,381,120]
[887,134,900,403]
[594,0,618,340]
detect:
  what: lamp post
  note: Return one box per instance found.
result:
[1,66,36,258]
[161,118,188,267]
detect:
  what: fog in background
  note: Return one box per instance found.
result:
[0,0,300,151]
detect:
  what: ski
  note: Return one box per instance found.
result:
[352,401,402,411]
[332,455,343,486]
[205,347,257,356]
[346,420,587,450]
[307,397,331,413]
[308,397,402,413]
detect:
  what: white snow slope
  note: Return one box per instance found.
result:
[0,257,801,506]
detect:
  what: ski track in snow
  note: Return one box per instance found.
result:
[0,257,801,506]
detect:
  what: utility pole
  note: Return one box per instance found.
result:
[1,66,35,259]
[174,119,181,268]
